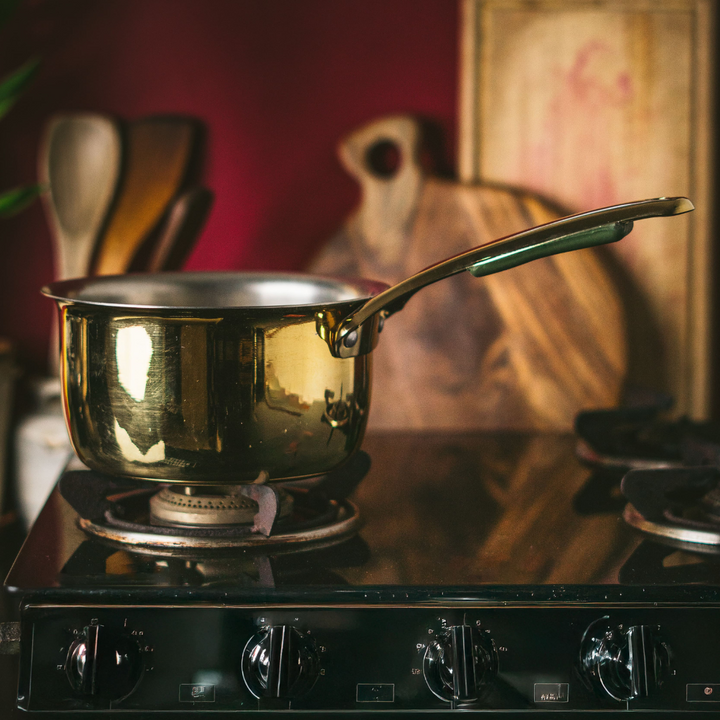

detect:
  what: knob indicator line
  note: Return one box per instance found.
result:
[88,624,98,696]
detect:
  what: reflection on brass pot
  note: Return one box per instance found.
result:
[54,277,378,484]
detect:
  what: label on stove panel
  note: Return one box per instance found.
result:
[179,684,216,703]
[534,683,569,703]
[356,683,395,702]
[687,684,720,702]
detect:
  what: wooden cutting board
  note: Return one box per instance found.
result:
[458,0,713,420]
[310,115,627,431]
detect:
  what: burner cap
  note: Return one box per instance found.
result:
[150,486,294,527]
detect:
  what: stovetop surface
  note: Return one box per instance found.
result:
[6,432,720,603]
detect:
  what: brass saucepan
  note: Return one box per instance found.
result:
[43,197,693,484]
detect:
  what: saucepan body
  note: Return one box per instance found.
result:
[45,272,387,484]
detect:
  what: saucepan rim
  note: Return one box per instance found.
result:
[42,271,390,312]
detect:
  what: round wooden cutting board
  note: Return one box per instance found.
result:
[310,115,626,431]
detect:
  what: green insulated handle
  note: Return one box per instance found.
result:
[467,221,633,278]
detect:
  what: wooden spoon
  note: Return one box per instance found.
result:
[93,117,199,275]
[40,114,121,280]
[146,186,214,271]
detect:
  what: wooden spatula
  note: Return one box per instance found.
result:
[146,186,214,271]
[93,117,199,275]
[40,114,121,280]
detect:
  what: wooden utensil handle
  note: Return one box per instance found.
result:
[146,187,214,272]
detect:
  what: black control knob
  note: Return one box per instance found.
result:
[242,625,320,699]
[580,619,670,702]
[423,624,497,703]
[65,623,143,701]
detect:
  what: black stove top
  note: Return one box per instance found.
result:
[5,432,720,715]
[8,431,707,600]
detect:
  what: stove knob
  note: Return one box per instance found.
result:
[241,625,320,699]
[423,624,498,703]
[580,620,670,701]
[65,624,143,701]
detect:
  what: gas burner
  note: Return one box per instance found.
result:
[77,490,360,554]
[621,466,720,547]
[149,485,294,527]
[575,403,720,471]
[575,401,720,548]
[57,452,370,553]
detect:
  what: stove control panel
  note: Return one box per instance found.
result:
[15,605,720,713]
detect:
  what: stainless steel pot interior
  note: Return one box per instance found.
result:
[44,271,389,310]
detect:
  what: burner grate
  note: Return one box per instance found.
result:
[575,403,720,471]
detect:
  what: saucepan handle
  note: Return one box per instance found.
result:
[322,196,693,358]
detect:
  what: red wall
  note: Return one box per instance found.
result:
[0,0,458,372]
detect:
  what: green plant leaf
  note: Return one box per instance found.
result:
[0,183,41,217]
[0,56,40,120]
[0,0,21,29]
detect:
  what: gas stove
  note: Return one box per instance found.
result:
[4,430,720,716]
